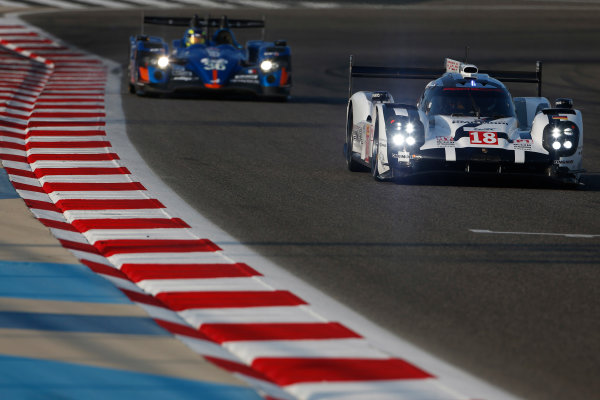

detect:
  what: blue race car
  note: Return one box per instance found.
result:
[128,15,291,99]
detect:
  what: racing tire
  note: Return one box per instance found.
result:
[346,105,364,172]
[371,116,384,181]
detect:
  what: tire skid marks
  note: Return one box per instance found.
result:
[0,23,471,400]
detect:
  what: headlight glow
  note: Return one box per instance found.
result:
[392,134,405,146]
[157,56,169,69]
[563,140,573,149]
[260,60,274,72]
[552,127,561,138]
[564,127,573,136]
[552,141,562,150]
[406,122,415,134]
[406,136,416,146]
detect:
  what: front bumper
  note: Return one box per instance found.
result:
[389,147,555,177]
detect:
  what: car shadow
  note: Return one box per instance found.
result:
[393,171,600,191]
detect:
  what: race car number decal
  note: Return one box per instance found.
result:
[201,58,228,71]
[469,131,498,145]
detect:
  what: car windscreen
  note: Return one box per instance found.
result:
[423,87,515,118]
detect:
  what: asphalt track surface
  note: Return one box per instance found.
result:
[23,4,600,400]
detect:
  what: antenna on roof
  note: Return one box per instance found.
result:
[465,45,470,63]
[261,15,266,41]
[141,11,144,35]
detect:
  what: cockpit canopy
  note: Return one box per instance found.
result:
[420,84,516,119]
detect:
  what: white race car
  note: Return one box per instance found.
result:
[345,58,584,185]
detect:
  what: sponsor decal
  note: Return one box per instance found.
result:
[392,151,410,162]
[201,58,228,71]
[513,139,533,151]
[231,74,259,84]
[469,131,498,145]
[172,68,192,77]
[552,115,568,120]
[554,159,574,165]
[446,58,460,73]
[436,136,455,148]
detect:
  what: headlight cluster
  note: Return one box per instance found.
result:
[157,56,169,69]
[260,60,278,72]
[543,122,579,157]
[390,121,418,147]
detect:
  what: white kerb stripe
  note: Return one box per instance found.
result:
[68,250,114,266]
[49,228,89,244]
[176,336,244,362]
[180,306,324,327]
[48,191,150,201]
[107,252,227,268]
[225,338,389,365]
[285,379,467,400]
[65,208,171,220]
[137,277,271,296]
[102,275,145,292]
[234,375,295,400]
[136,304,186,325]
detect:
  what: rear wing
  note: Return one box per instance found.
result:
[348,55,543,99]
[143,15,265,29]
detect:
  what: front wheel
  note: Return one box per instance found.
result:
[371,117,384,181]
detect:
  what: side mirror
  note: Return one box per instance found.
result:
[555,98,573,109]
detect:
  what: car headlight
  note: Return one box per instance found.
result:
[157,56,169,69]
[405,122,414,134]
[392,134,405,146]
[543,122,579,156]
[260,60,275,72]
[406,136,416,146]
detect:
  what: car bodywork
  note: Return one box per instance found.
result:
[345,58,584,185]
[128,15,291,98]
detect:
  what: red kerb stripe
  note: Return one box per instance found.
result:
[26,130,105,137]
[80,259,128,280]
[121,262,260,282]
[43,181,143,192]
[95,239,220,257]
[26,141,110,148]
[34,167,130,177]
[5,168,35,179]
[0,142,26,151]
[24,199,60,212]
[201,322,361,343]
[12,181,45,193]
[55,198,164,211]
[251,358,433,386]
[59,239,101,255]
[121,289,167,308]
[153,319,210,341]
[29,154,119,162]
[204,356,272,382]
[0,154,26,163]
[38,218,79,232]
[72,217,188,231]
[156,291,306,311]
